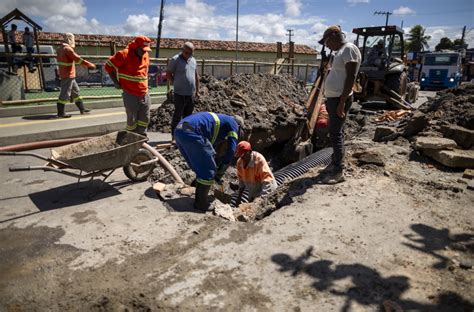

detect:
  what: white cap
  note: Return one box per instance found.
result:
[183,41,194,51]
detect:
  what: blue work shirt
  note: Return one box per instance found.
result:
[167,53,197,96]
[180,112,239,166]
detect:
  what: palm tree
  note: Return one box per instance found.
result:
[406,25,431,52]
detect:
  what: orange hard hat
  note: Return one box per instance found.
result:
[134,36,152,52]
[235,141,252,158]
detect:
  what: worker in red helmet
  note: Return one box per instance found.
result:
[235,141,277,204]
[105,36,152,135]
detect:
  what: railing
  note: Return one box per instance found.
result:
[0,53,319,106]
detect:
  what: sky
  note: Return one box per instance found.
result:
[1,0,473,50]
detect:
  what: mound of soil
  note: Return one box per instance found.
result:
[149,73,308,151]
[419,83,474,130]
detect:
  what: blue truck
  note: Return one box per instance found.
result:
[420,51,462,89]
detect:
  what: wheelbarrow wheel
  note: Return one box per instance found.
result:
[123,148,155,182]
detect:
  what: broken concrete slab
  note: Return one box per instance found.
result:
[403,111,428,137]
[441,124,474,149]
[423,149,474,169]
[463,169,474,180]
[373,126,398,142]
[212,203,236,221]
[413,137,458,151]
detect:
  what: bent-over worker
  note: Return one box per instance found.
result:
[105,36,152,135]
[174,112,244,211]
[56,33,96,118]
[235,141,277,204]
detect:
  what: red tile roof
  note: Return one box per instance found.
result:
[1,31,317,55]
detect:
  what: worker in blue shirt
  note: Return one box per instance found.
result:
[175,112,244,211]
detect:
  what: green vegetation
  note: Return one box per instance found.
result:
[406,25,431,52]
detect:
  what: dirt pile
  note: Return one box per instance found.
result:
[149,73,308,151]
[418,83,474,130]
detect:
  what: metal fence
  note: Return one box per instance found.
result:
[0,53,318,106]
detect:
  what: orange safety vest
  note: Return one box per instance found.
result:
[105,47,149,97]
[237,151,275,185]
[56,43,84,79]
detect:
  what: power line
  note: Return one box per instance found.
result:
[374,11,392,26]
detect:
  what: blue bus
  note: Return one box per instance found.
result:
[420,52,462,89]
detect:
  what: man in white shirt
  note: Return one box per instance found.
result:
[319,25,361,184]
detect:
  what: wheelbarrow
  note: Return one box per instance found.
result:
[0,131,183,184]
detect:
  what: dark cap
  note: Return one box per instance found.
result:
[318,25,342,45]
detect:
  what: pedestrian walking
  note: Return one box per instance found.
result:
[56,33,96,118]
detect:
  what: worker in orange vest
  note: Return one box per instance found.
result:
[56,33,96,118]
[235,141,277,204]
[105,36,152,135]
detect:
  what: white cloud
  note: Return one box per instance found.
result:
[347,0,370,6]
[393,6,416,16]
[0,0,86,18]
[284,0,302,17]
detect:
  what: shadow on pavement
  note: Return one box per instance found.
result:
[22,115,59,120]
[403,223,474,269]
[271,246,474,311]
[0,180,121,223]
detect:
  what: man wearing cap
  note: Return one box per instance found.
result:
[167,42,200,139]
[318,25,361,184]
[174,112,243,211]
[56,33,96,118]
[235,141,277,204]
[366,39,386,66]
[105,36,152,135]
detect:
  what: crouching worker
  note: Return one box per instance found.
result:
[174,112,244,211]
[235,141,277,204]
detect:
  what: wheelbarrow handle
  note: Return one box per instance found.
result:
[0,151,17,156]
[9,165,32,172]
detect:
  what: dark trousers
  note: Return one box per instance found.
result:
[171,93,195,137]
[325,96,353,171]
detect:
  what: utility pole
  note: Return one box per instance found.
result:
[156,0,165,58]
[461,25,466,47]
[374,11,392,26]
[401,20,404,29]
[286,29,294,44]
[235,0,239,60]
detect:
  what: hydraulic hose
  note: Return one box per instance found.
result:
[142,143,184,184]
[230,147,333,207]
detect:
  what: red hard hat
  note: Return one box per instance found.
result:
[235,141,251,158]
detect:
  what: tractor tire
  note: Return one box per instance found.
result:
[123,148,155,182]
[385,71,408,100]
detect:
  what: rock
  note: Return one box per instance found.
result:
[213,202,236,221]
[468,181,474,191]
[441,124,474,149]
[374,126,398,142]
[403,111,428,137]
[413,136,458,151]
[353,149,385,166]
[423,148,474,169]
[179,186,195,196]
[230,99,247,108]
[463,169,474,180]
[459,259,473,269]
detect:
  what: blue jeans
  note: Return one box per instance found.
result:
[325,96,353,171]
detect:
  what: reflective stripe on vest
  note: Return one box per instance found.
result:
[226,131,238,139]
[208,112,220,145]
[118,73,148,82]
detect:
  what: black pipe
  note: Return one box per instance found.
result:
[230,147,333,207]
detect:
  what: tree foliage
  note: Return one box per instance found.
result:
[435,37,454,51]
[406,25,431,52]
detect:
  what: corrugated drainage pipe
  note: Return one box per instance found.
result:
[230,147,333,207]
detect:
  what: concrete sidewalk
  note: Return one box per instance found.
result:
[0,104,160,146]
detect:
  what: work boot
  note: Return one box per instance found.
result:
[194,182,211,212]
[57,103,71,118]
[317,170,345,185]
[75,101,91,114]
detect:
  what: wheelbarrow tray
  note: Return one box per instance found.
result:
[51,131,147,172]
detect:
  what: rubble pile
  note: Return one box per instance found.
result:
[373,83,474,169]
[149,73,308,150]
